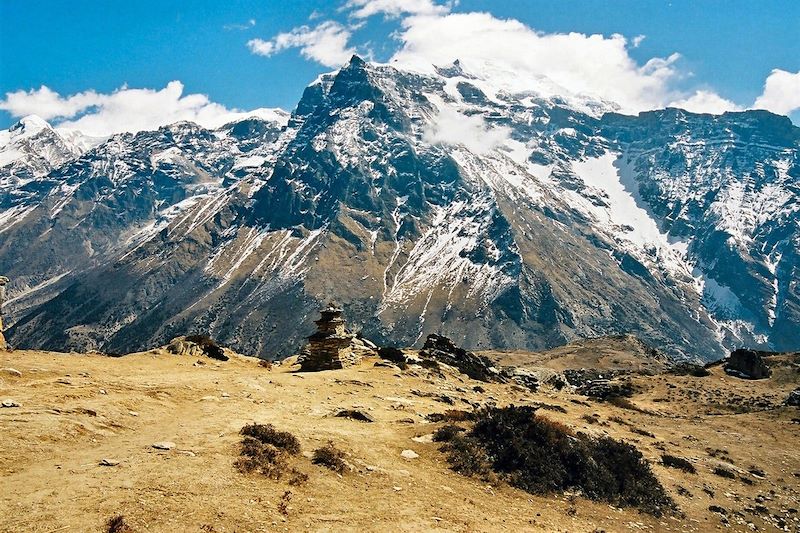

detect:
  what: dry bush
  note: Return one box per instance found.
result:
[426,409,474,423]
[439,405,674,516]
[433,424,466,442]
[713,466,737,479]
[312,442,347,473]
[106,515,133,533]
[236,424,301,480]
[661,454,696,473]
[240,423,301,455]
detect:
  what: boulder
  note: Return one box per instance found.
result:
[787,388,800,407]
[723,349,772,380]
[333,409,375,422]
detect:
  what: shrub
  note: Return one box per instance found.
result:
[425,409,474,423]
[240,423,301,455]
[439,405,674,516]
[235,438,289,478]
[236,424,301,479]
[106,515,133,533]
[713,467,737,479]
[661,454,696,474]
[630,427,656,438]
[433,424,466,442]
[312,442,347,473]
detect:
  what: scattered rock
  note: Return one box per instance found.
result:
[1,399,20,408]
[1,368,21,377]
[99,458,120,466]
[723,349,772,380]
[400,449,419,460]
[577,379,635,400]
[152,441,175,450]
[412,434,433,443]
[334,409,375,422]
[786,387,800,407]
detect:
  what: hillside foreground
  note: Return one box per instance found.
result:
[0,345,799,532]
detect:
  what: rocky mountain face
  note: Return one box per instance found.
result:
[1,57,797,360]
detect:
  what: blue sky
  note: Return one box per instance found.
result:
[1,0,798,134]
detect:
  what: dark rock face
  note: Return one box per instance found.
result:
[723,349,773,380]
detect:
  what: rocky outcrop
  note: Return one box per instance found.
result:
[723,349,772,380]
[419,334,503,382]
[166,335,228,361]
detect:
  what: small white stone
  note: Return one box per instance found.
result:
[99,458,120,466]
[400,449,419,459]
[2,368,22,377]
[2,399,20,408]
[152,441,175,450]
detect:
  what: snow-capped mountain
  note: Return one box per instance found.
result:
[1,57,797,360]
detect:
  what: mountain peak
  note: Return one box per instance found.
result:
[9,114,52,136]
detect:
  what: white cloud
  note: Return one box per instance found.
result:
[1,81,286,137]
[423,106,510,154]
[390,12,688,114]
[753,69,800,116]
[247,21,355,68]
[345,0,451,19]
[669,90,742,115]
[0,86,101,121]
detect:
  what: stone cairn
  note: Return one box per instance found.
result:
[300,304,375,371]
[0,276,8,350]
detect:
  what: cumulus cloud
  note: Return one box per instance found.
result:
[247,21,355,68]
[0,81,284,137]
[669,90,742,115]
[390,12,687,114]
[0,86,101,121]
[423,106,510,154]
[753,69,800,116]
